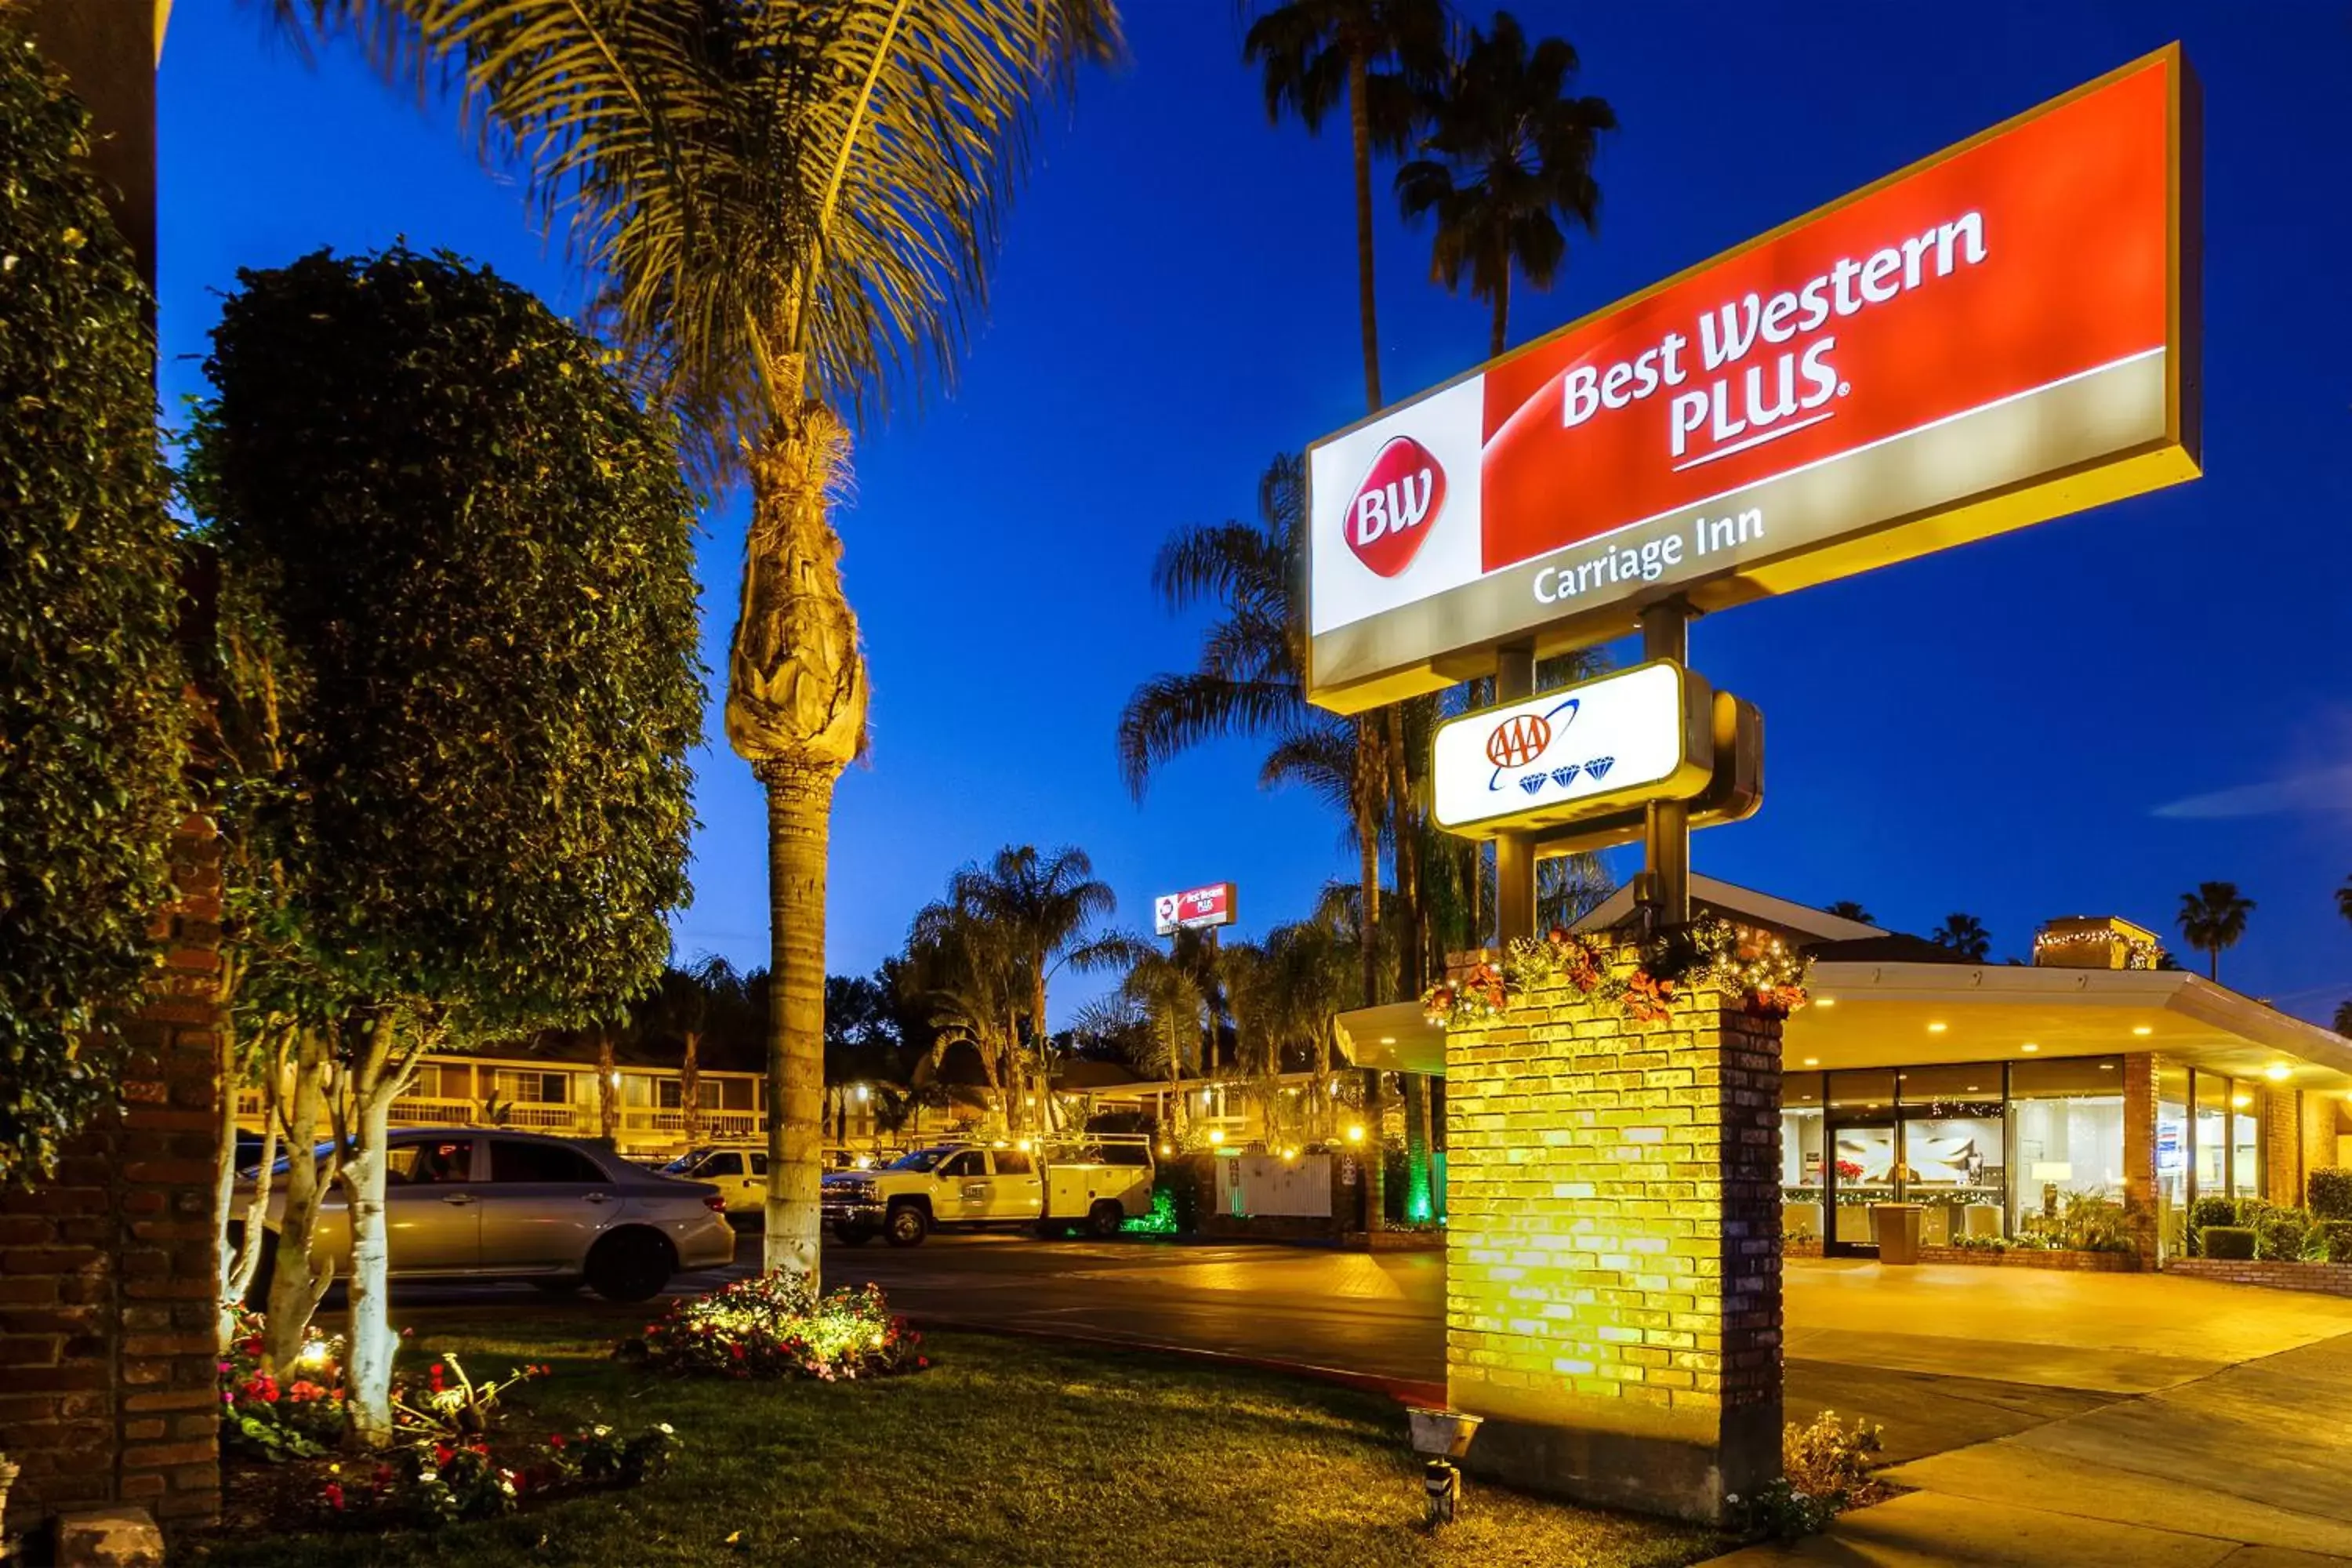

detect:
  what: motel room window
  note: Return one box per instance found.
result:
[2007,1055,2125,1240]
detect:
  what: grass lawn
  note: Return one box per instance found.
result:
[185,1316,1727,1568]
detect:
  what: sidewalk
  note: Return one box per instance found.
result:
[1710,1329,2352,1567]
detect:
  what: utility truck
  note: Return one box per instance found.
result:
[820,1134,1154,1247]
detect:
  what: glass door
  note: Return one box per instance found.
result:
[1825,1120,1899,1255]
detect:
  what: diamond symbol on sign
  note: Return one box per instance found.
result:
[1584,757,1614,781]
[1550,765,1581,789]
[1518,774,1545,795]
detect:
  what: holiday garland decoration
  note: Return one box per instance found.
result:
[1421,917,1812,1029]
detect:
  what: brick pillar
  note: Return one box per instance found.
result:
[2122,1053,2160,1267]
[1445,952,1782,1523]
[2265,1088,2301,1206]
[0,814,223,1534]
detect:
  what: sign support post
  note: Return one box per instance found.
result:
[1493,642,1537,948]
[1635,600,1694,929]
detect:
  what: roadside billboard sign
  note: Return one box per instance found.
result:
[1154,883,1237,937]
[1305,45,2200,713]
[1431,662,1715,840]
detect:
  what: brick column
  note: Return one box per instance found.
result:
[2265,1088,2302,1206]
[0,814,224,1534]
[2122,1053,2160,1267]
[1445,953,1782,1523]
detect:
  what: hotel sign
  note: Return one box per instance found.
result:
[1305,46,2201,713]
[1431,662,1714,840]
[1154,882,1236,937]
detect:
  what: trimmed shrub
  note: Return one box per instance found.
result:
[0,17,187,1184]
[2255,1207,2311,1262]
[2200,1225,2257,1261]
[2187,1196,2237,1255]
[2315,1219,2352,1265]
[2308,1168,2352,1221]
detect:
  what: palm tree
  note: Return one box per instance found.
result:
[2177,882,2256,982]
[1244,0,1450,412]
[935,846,1134,1133]
[1120,944,1214,1136]
[1396,9,1614,357]
[269,0,1122,1287]
[1824,900,1875,924]
[2335,999,2352,1038]
[903,901,1022,1130]
[1929,913,1991,963]
[2336,875,2351,928]
[636,955,742,1149]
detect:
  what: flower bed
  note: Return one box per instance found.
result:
[630,1274,926,1381]
[1780,1238,2136,1269]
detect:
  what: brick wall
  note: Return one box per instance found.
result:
[2122,1053,2160,1265]
[0,814,224,1534]
[2301,1091,2344,1199]
[2265,1088,2301,1207]
[1445,952,1781,1523]
[2165,1258,2352,1298]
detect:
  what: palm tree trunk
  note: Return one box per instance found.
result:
[596,1029,618,1143]
[1489,269,1511,360]
[726,390,866,1287]
[681,1029,702,1148]
[759,764,833,1284]
[2209,948,2218,982]
[1385,706,1420,997]
[1348,47,1382,412]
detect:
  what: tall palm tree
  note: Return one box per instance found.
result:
[904,900,1022,1129]
[2336,875,2351,929]
[937,845,1134,1133]
[2335,999,2352,1038]
[2177,882,2256,982]
[1396,9,1614,358]
[1244,0,1450,412]
[1824,900,1876,924]
[271,0,1123,1287]
[1929,913,1991,963]
[1120,943,1213,1135]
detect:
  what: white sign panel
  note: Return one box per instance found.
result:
[1430,662,1713,840]
[1153,882,1236,938]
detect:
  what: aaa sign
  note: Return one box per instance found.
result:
[1431,662,1714,840]
[1307,45,2199,713]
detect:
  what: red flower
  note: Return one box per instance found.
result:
[547,1432,567,1450]
[916,1356,930,1370]
[321,1482,344,1512]
[434,1443,454,1468]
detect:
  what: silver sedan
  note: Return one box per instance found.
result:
[236,1128,735,1302]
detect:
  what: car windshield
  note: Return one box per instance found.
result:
[884,1148,953,1174]
[661,1150,711,1176]
[239,1140,338,1181]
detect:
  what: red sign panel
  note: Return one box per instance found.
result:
[1305,47,2198,713]
[1154,883,1236,937]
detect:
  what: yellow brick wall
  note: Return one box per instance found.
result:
[1444,949,1781,1518]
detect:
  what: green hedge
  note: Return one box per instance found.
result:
[2316,1220,2352,1265]
[2199,1226,2257,1261]
[2309,1168,2352,1221]
[0,21,186,1183]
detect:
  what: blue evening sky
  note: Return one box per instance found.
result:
[156,3,2352,1025]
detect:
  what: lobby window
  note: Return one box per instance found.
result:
[2231,1083,2263,1200]
[2156,1062,2190,1260]
[1896,1064,2005,1244]
[2194,1070,2230,1203]
[1781,1072,1825,1242]
[2008,1055,2125,1239]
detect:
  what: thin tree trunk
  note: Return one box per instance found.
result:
[340,1029,408,1450]
[1490,269,1510,360]
[1403,1073,1432,1224]
[219,1024,285,1352]
[1348,47,1382,412]
[596,1029,619,1144]
[759,764,833,1287]
[263,1026,338,1374]
[1354,722,1387,1235]
[1386,706,1419,997]
[681,1028,702,1148]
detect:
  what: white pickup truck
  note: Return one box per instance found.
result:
[820,1135,1155,1247]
